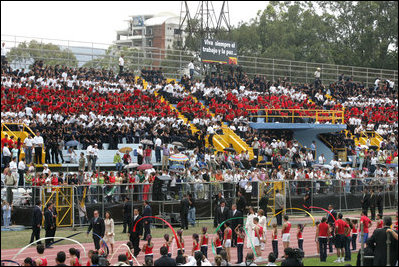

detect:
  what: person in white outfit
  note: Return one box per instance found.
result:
[245,207,257,248]
[103,211,115,254]
[258,209,267,251]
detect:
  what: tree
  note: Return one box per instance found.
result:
[8,40,77,68]
[319,1,398,69]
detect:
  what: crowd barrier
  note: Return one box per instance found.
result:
[1,34,397,87]
[3,177,397,227]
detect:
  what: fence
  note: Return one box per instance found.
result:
[247,108,345,124]
[4,177,397,228]
[1,34,397,87]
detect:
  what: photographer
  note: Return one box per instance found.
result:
[281,247,303,266]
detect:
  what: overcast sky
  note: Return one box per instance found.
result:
[1,1,268,46]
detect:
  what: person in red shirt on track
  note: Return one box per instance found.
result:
[281,215,291,249]
[376,214,384,229]
[359,211,372,244]
[317,217,330,262]
[35,244,47,266]
[334,213,350,263]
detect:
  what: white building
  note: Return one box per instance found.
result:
[115,12,185,50]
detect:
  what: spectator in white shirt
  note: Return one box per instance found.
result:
[119,55,124,74]
[18,158,26,187]
[23,134,34,164]
[2,143,12,168]
[9,157,18,184]
[1,42,6,63]
[318,154,326,165]
[33,131,44,164]
[91,144,98,171]
[86,145,93,171]
[155,137,162,163]
[188,60,195,79]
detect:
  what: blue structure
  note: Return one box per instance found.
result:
[249,123,347,162]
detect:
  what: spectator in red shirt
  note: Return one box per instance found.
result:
[1,133,9,149]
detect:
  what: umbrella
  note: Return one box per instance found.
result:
[65,140,79,147]
[192,167,199,171]
[137,164,153,170]
[169,164,185,170]
[172,141,184,147]
[169,154,189,162]
[124,163,139,169]
[119,147,133,153]
[224,147,235,152]
[157,175,172,181]
[141,139,153,145]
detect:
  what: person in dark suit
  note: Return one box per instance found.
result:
[122,197,132,233]
[367,216,398,266]
[215,200,230,229]
[128,208,143,257]
[369,189,376,220]
[154,246,176,266]
[87,210,105,251]
[44,202,56,248]
[303,187,311,216]
[180,194,189,230]
[327,204,337,224]
[229,204,243,247]
[376,187,384,216]
[213,192,226,227]
[236,190,247,214]
[259,191,269,218]
[30,200,43,244]
[142,200,152,240]
[361,188,370,217]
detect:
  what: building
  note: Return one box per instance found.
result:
[115,12,184,50]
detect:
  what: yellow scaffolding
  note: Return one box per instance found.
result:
[41,186,73,227]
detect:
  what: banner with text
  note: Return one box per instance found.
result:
[201,39,238,65]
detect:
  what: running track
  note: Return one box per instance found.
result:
[0,215,391,266]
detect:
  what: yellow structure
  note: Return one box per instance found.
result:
[1,123,46,163]
[41,186,73,227]
[246,108,345,124]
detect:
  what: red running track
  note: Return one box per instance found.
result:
[1,224,380,266]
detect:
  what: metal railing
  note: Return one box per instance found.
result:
[246,108,345,124]
[3,177,396,228]
[2,34,398,86]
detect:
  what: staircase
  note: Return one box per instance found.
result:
[153,91,199,135]
[345,130,383,148]
[190,95,255,159]
[1,123,46,164]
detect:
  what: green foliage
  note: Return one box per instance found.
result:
[185,1,398,70]
[8,40,78,68]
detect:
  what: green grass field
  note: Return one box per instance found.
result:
[1,222,211,250]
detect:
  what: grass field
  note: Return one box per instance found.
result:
[1,222,212,250]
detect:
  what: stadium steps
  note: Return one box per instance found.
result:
[1,123,46,162]
[153,90,200,135]
[190,95,255,159]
